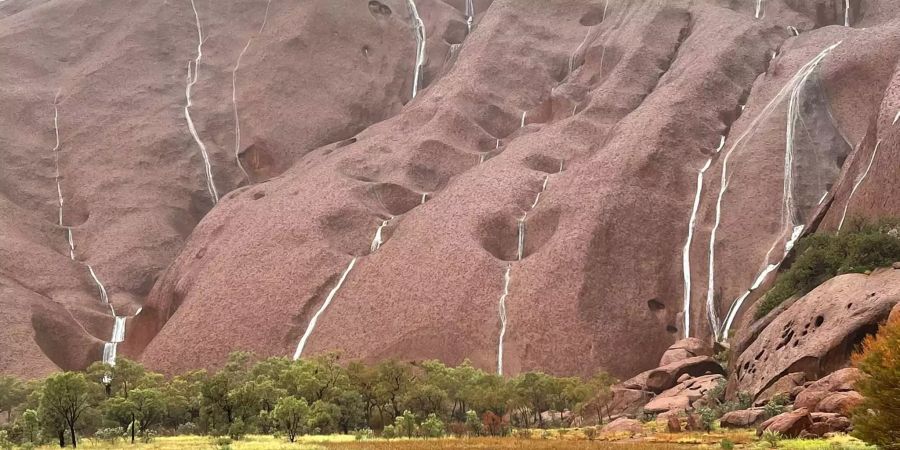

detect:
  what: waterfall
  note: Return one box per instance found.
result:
[406,0,426,98]
[681,157,713,338]
[51,95,65,227]
[496,264,511,375]
[231,0,273,183]
[817,191,828,205]
[294,257,358,359]
[893,111,900,125]
[184,0,220,203]
[110,316,126,343]
[421,192,428,204]
[755,0,764,19]
[87,265,110,304]
[788,26,799,36]
[570,28,594,75]
[66,228,75,260]
[844,0,850,27]
[102,342,117,366]
[838,140,881,230]
[464,0,474,32]
[520,111,527,128]
[370,220,390,253]
[516,216,526,261]
[134,307,143,316]
[705,42,841,340]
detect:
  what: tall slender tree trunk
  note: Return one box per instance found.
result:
[57,430,65,447]
[68,423,77,448]
[131,413,136,443]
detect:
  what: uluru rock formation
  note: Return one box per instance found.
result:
[1,0,898,382]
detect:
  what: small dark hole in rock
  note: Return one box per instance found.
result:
[666,325,678,334]
[253,192,266,200]
[647,299,665,311]
[814,315,824,327]
[847,303,853,309]
[195,247,206,259]
[368,0,391,16]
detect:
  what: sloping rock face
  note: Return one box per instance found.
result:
[2,0,900,379]
[730,270,899,399]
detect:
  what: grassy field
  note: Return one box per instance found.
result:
[34,431,875,449]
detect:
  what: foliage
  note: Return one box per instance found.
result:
[762,429,783,448]
[720,438,735,450]
[852,316,900,448]
[38,371,98,448]
[696,407,717,432]
[272,396,308,442]
[763,394,790,419]
[420,413,446,438]
[381,424,396,439]
[756,219,900,318]
[94,426,124,443]
[583,426,597,441]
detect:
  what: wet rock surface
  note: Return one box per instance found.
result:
[1,0,899,379]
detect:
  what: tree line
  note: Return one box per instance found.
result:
[0,352,616,447]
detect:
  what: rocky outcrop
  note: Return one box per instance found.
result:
[753,372,807,407]
[643,374,724,414]
[646,357,725,393]
[3,0,900,378]
[659,338,714,366]
[720,408,767,428]
[757,408,813,438]
[731,270,900,399]
[793,368,863,414]
[600,418,644,436]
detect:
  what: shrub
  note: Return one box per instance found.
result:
[696,407,717,431]
[176,421,199,435]
[381,424,396,439]
[353,428,374,441]
[583,426,597,441]
[140,429,157,443]
[540,429,551,439]
[228,418,246,440]
[763,394,789,419]
[94,427,124,443]
[852,316,900,448]
[513,428,531,439]
[420,413,445,438]
[761,429,782,448]
[720,438,735,450]
[756,219,900,318]
[464,410,483,436]
[0,431,12,450]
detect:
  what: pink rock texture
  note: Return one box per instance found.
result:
[1,0,899,380]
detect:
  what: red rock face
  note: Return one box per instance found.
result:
[1,0,899,379]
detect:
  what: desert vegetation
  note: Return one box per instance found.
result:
[755,219,900,318]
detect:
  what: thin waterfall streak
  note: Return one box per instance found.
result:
[406,0,426,98]
[259,0,272,34]
[370,220,390,253]
[88,265,110,304]
[844,0,850,27]
[464,0,474,32]
[817,191,828,205]
[755,0,764,19]
[516,216,526,261]
[569,28,593,74]
[681,157,713,338]
[294,257,358,360]
[894,110,900,125]
[520,111,526,128]
[66,228,75,260]
[185,0,219,203]
[232,39,253,182]
[705,42,840,339]
[839,140,881,230]
[788,26,799,36]
[421,192,428,204]
[497,265,511,375]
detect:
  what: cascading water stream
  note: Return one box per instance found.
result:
[496,264,511,375]
[680,136,724,337]
[464,0,474,33]
[110,316,126,343]
[844,0,851,27]
[102,343,117,366]
[568,0,608,76]
[520,111,527,128]
[88,265,110,304]
[755,0,764,19]
[294,257,358,360]
[705,42,840,341]
[838,140,881,230]
[231,0,273,183]
[406,0,426,98]
[370,219,391,253]
[184,0,219,203]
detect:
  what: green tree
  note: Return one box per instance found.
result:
[394,409,417,438]
[273,396,309,442]
[21,408,41,444]
[307,400,340,434]
[39,372,97,448]
[0,375,26,422]
[130,388,166,437]
[376,361,413,419]
[421,413,445,438]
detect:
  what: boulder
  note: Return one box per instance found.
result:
[753,372,807,406]
[794,368,862,411]
[804,412,852,437]
[890,302,900,322]
[659,338,715,366]
[731,271,900,399]
[816,391,863,416]
[720,408,768,428]
[757,408,813,438]
[643,374,725,414]
[601,418,644,435]
[607,387,654,417]
[646,357,725,393]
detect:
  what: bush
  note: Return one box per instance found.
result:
[176,422,199,435]
[228,418,246,440]
[420,413,445,438]
[761,429,782,448]
[852,316,900,448]
[381,424,396,439]
[464,410,482,436]
[763,394,789,419]
[583,426,597,441]
[720,438,735,450]
[756,219,900,318]
[0,431,12,450]
[513,428,531,439]
[94,427,124,443]
[696,407,717,431]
